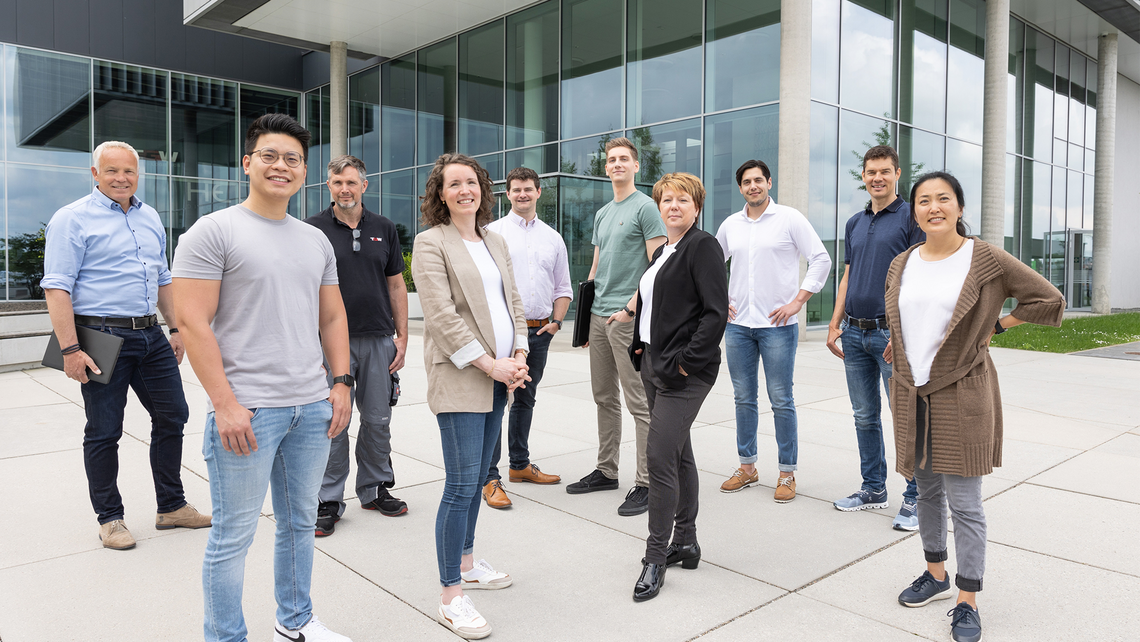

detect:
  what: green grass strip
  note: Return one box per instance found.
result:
[990,312,1140,353]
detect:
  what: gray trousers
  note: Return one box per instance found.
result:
[589,313,651,487]
[914,397,986,592]
[319,334,397,516]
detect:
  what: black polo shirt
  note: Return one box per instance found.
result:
[306,204,405,336]
[842,196,925,320]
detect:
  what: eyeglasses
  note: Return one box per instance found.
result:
[352,228,361,252]
[250,147,306,168]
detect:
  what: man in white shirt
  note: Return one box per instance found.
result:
[714,160,832,503]
[480,166,573,509]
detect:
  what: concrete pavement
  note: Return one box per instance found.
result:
[1,323,1138,641]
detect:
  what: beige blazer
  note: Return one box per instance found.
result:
[411,221,529,414]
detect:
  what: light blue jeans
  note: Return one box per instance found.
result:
[202,399,333,642]
[725,323,799,472]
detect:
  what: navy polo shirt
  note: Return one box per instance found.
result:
[306,204,405,335]
[843,196,925,320]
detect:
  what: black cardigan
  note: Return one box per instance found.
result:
[629,225,729,389]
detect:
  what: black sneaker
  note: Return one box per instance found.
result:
[898,570,953,607]
[947,602,982,642]
[362,487,408,516]
[618,485,649,516]
[315,501,340,537]
[566,469,619,495]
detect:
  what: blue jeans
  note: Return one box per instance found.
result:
[725,323,799,472]
[201,399,334,642]
[840,322,918,502]
[78,324,189,523]
[486,326,552,481]
[436,382,508,587]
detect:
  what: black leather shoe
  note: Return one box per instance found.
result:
[633,562,666,602]
[566,469,619,494]
[642,542,701,569]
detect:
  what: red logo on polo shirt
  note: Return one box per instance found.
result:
[369,237,382,242]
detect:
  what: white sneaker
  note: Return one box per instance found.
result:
[437,595,492,640]
[460,559,512,590]
[274,615,351,642]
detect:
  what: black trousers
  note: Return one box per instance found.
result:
[640,347,714,565]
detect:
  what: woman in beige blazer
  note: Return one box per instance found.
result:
[411,153,531,640]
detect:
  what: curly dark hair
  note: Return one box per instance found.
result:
[419,153,496,232]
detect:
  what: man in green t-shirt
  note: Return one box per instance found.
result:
[566,137,667,517]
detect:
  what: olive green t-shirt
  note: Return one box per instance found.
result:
[591,189,667,316]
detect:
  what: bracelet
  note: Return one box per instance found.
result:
[168,328,179,334]
[61,343,82,355]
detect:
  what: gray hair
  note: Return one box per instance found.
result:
[327,155,367,181]
[92,141,140,172]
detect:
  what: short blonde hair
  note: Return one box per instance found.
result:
[652,172,705,214]
[93,141,140,172]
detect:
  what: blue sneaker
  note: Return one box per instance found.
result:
[898,570,953,607]
[892,501,919,531]
[833,488,889,511]
[947,602,982,642]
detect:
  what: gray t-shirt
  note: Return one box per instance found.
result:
[172,205,338,411]
[591,190,667,316]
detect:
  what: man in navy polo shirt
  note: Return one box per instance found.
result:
[306,155,409,536]
[826,145,923,531]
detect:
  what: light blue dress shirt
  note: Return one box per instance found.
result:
[41,187,170,317]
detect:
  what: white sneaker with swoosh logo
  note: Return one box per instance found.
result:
[273,615,352,642]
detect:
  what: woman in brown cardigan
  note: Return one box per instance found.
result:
[883,171,1064,642]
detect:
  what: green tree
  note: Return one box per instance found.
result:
[631,127,663,184]
[8,223,47,300]
[848,119,925,194]
[587,133,613,177]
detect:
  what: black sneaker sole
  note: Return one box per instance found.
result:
[363,504,408,517]
[566,480,619,495]
[618,502,649,516]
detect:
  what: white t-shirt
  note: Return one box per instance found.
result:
[464,239,515,359]
[898,239,975,386]
[638,242,678,345]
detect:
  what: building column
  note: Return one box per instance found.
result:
[329,41,349,162]
[1092,33,1117,315]
[979,0,1009,245]
[778,0,811,339]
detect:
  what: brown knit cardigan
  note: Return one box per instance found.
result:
[885,239,1065,479]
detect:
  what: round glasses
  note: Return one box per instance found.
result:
[250,147,306,168]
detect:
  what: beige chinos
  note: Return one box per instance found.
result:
[589,313,650,487]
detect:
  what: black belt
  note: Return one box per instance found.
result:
[75,314,158,329]
[845,315,888,330]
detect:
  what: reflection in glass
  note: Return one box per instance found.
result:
[559,175,613,312]
[899,0,947,133]
[812,0,841,103]
[306,90,324,185]
[838,109,893,219]
[704,105,779,233]
[1019,160,1050,278]
[898,126,945,198]
[1067,170,1082,234]
[171,178,243,248]
[93,62,168,175]
[1085,58,1097,149]
[946,0,984,143]
[349,67,380,173]
[1084,173,1093,229]
[707,0,779,112]
[4,48,92,166]
[240,86,300,146]
[473,153,504,183]
[363,173,380,217]
[419,38,458,162]
[1048,166,1065,290]
[381,170,418,251]
[809,102,839,325]
[1007,19,1024,154]
[840,0,896,119]
[459,21,505,156]
[1068,49,1086,149]
[382,54,416,171]
[171,74,237,180]
[562,0,623,138]
[626,119,701,187]
[6,164,90,299]
[560,134,614,178]
[1023,29,1053,162]
[1067,143,1082,170]
[306,185,326,220]
[506,143,559,175]
[1005,154,1017,254]
[506,1,560,148]
[628,0,702,126]
[945,138,981,232]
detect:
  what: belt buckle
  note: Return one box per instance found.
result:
[132,316,149,330]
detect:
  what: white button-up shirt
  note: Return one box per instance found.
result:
[485,211,573,320]
[715,200,833,329]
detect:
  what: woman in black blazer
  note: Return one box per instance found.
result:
[627,172,729,601]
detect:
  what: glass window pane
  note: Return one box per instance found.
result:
[1023,29,1053,162]
[381,170,418,251]
[505,143,559,175]
[349,67,380,174]
[946,0,984,143]
[561,0,623,138]
[1067,142,1082,170]
[812,0,841,103]
[171,178,243,247]
[1053,44,1069,141]
[8,164,91,299]
[171,74,237,180]
[305,184,326,219]
[1084,172,1093,229]
[626,118,701,187]
[472,152,504,183]
[1019,160,1049,278]
[945,138,981,231]
[459,21,505,156]
[419,38,458,163]
[1048,165,1065,290]
[1007,18,1023,154]
[1068,55,1085,148]
[4,48,91,167]
[305,90,324,185]
[707,0,779,112]
[506,1,560,148]
[840,0,896,119]
[899,0,947,132]
[382,54,416,171]
[560,133,614,178]
[808,101,839,326]
[239,85,300,168]
[1067,170,1082,237]
[898,125,945,197]
[839,109,894,219]
[1085,59,1097,149]
[559,175,613,304]
[1005,153,1016,254]
[628,0,702,126]
[93,62,168,175]
[704,104,780,232]
[362,173,380,216]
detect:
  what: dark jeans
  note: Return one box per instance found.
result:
[485,326,552,481]
[79,324,189,523]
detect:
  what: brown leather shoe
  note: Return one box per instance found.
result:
[482,480,512,509]
[99,519,136,550]
[774,475,796,503]
[156,504,213,530]
[720,468,759,493]
[508,463,561,485]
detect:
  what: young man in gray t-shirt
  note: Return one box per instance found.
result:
[566,137,666,517]
[173,114,354,642]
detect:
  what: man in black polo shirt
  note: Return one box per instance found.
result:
[826,145,923,531]
[307,155,409,536]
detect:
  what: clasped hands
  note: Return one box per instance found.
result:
[485,352,532,392]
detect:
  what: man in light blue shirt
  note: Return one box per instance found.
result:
[42,141,210,551]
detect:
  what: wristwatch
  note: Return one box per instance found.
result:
[553,319,564,330]
[332,374,356,388]
[622,305,636,317]
[993,319,1007,335]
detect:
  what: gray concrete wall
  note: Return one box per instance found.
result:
[1111,73,1140,310]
